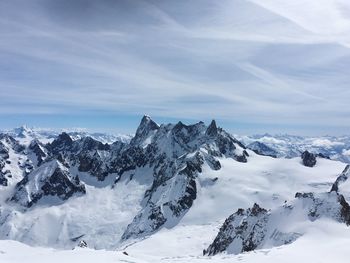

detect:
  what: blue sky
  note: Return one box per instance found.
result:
[1,0,350,135]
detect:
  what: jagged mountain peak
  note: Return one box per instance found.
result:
[10,159,85,208]
[206,120,218,137]
[0,133,24,153]
[205,190,350,256]
[57,132,73,143]
[173,120,206,131]
[330,164,350,193]
[13,125,32,138]
[131,115,160,146]
[140,115,160,130]
[49,132,74,153]
[74,136,110,152]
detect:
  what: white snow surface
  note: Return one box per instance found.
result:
[1,219,350,263]
[2,126,350,261]
[1,150,349,262]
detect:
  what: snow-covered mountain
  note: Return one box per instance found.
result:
[2,125,132,146]
[1,116,350,262]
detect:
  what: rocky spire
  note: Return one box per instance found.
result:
[131,115,159,145]
[206,120,218,137]
[49,132,73,153]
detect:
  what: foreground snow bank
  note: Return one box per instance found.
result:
[1,219,349,263]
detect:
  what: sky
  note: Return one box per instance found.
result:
[1,0,350,135]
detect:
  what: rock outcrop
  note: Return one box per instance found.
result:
[205,191,350,256]
[247,141,278,158]
[10,160,86,207]
[120,117,248,240]
[204,203,269,255]
[330,165,350,193]
[301,150,317,167]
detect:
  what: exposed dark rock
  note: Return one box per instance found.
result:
[10,160,86,208]
[3,116,249,241]
[330,165,350,193]
[29,139,47,166]
[0,134,25,153]
[70,234,85,242]
[295,191,350,225]
[0,144,9,159]
[317,153,330,159]
[72,136,110,152]
[204,203,269,256]
[206,191,350,256]
[0,171,8,186]
[206,120,218,137]
[77,240,88,248]
[301,150,317,167]
[247,141,278,158]
[77,150,110,181]
[48,132,73,154]
[130,115,159,146]
[338,194,350,225]
[120,117,249,240]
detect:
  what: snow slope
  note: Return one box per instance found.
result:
[122,154,345,256]
[1,219,350,263]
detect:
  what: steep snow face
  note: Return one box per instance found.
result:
[130,115,160,147]
[0,134,30,186]
[28,139,49,167]
[10,160,86,208]
[205,191,350,255]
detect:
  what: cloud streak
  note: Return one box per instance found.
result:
[1,0,350,134]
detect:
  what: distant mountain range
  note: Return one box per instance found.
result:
[236,133,350,163]
[1,125,132,145]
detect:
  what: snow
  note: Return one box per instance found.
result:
[2,125,350,261]
[4,126,131,145]
[185,153,343,224]
[120,153,347,258]
[1,218,350,263]
[0,166,154,249]
[1,149,348,255]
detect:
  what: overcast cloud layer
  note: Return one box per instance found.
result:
[1,0,350,134]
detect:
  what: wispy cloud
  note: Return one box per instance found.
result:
[1,0,350,134]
